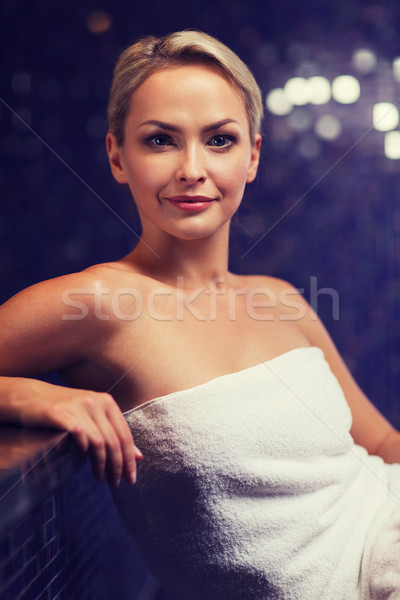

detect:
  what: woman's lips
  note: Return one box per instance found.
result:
[166,196,215,212]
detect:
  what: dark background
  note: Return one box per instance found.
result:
[1,0,400,424]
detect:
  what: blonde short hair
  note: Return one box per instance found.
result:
[107,30,263,146]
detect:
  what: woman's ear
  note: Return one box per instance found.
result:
[106,132,129,184]
[246,133,262,183]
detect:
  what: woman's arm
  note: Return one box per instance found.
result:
[0,275,141,486]
[275,278,400,463]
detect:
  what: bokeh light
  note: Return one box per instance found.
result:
[384,131,400,159]
[352,49,377,74]
[86,10,112,35]
[373,102,399,132]
[308,76,331,105]
[392,57,400,81]
[266,88,293,115]
[331,75,360,104]
[284,77,309,106]
[287,109,313,132]
[297,135,320,159]
[315,115,342,140]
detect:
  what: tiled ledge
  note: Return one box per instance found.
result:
[0,426,82,538]
[0,425,164,600]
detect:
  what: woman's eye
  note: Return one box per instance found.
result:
[147,134,174,147]
[207,134,236,149]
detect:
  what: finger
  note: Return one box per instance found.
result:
[68,396,124,484]
[69,424,90,455]
[70,419,107,482]
[106,403,141,485]
[72,413,108,482]
[91,411,126,487]
[88,430,107,482]
[135,445,144,460]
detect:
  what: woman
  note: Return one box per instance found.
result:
[1,30,400,599]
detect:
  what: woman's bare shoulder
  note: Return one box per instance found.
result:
[83,258,157,288]
[6,258,150,302]
[230,272,298,294]
[0,260,151,376]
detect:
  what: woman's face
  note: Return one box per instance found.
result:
[107,63,261,242]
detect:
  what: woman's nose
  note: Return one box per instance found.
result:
[176,145,206,184]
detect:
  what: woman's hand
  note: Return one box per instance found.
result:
[8,377,142,487]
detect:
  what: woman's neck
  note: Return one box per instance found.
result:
[127,226,231,290]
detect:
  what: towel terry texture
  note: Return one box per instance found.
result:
[112,347,400,600]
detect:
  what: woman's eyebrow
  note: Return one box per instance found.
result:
[137,120,180,132]
[136,118,240,132]
[203,118,240,132]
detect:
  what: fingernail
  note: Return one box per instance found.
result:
[115,477,121,488]
[135,446,143,458]
[130,471,137,484]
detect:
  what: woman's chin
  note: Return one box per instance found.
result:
[166,220,230,241]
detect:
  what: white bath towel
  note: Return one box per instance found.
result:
[112,347,400,600]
